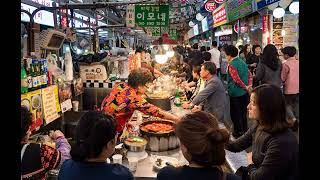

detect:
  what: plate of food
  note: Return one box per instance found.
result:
[151,156,179,170]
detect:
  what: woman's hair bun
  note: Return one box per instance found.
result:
[206,128,229,144]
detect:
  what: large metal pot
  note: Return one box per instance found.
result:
[146,97,171,111]
[140,120,179,152]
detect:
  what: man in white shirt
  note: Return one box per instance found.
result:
[208,41,221,75]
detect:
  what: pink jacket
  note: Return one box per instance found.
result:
[281,57,299,94]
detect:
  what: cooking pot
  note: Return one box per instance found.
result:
[139,119,179,152]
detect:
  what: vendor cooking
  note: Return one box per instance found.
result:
[100,68,180,135]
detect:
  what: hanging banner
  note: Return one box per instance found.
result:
[226,0,254,23]
[126,4,135,28]
[213,3,228,27]
[135,5,169,27]
[262,15,271,47]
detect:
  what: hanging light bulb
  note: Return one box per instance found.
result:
[281,29,286,36]
[76,48,82,54]
[289,1,299,14]
[163,45,169,51]
[155,54,168,64]
[166,51,175,58]
[273,3,285,18]
[189,21,195,27]
[196,13,204,21]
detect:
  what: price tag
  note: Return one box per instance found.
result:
[60,99,72,113]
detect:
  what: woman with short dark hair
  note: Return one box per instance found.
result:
[101,68,179,135]
[157,111,240,180]
[58,111,133,180]
[226,84,298,180]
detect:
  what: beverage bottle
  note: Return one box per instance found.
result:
[31,63,38,91]
[174,90,181,107]
[26,58,33,91]
[21,63,28,94]
[40,60,48,88]
[36,60,42,89]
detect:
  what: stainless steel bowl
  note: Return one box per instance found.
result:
[124,137,147,152]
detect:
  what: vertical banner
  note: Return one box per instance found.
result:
[126,4,135,28]
[262,15,270,47]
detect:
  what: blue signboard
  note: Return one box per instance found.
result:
[256,0,280,10]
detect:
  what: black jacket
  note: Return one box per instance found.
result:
[226,122,299,180]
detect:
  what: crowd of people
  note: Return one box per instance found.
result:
[21,41,299,180]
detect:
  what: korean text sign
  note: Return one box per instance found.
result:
[213,3,228,27]
[226,0,254,23]
[135,5,169,27]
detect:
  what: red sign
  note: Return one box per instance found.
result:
[262,15,270,44]
[215,0,225,3]
[234,21,239,33]
[205,1,216,12]
[61,16,67,28]
[212,3,227,27]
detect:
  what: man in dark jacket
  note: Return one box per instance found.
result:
[183,62,227,122]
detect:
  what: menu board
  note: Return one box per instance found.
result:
[283,15,298,48]
[272,17,284,50]
[21,89,43,131]
[226,0,254,23]
[41,85,60,124]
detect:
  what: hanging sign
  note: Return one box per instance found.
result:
[233,21,239,33]
[226,0,254,23]
[126,4,135,28]
[205,1,216,12]
[215,0,225,3]
[256,0,280,10]
[135,5,169,27]
[213,3,228,27]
